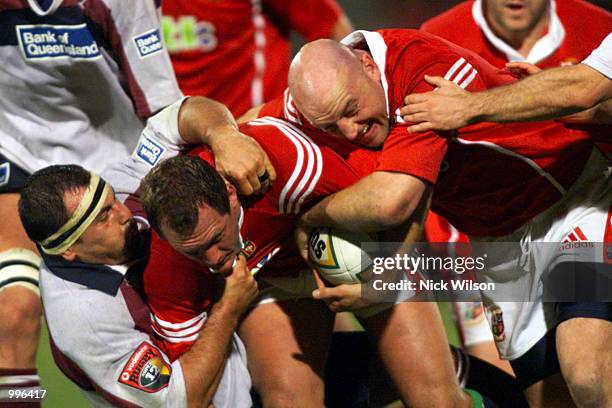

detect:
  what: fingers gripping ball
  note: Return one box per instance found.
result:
[308,227,376,285]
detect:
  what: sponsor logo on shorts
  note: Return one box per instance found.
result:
[119,342,171,393]
[489,305,505,342]
[134,29,163,58]
[135,136,166,167]
[16,24,101,60]
[560,227,593,251]
[0,163,10,187]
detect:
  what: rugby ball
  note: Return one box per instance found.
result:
[308,227,376,285]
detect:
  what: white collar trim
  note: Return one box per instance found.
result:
[341,30,390,117]
[26,0,64,16]
[472,0,565,63]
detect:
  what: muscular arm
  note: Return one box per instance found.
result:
[403,64,612,131]
[178,256,257,407]
[469,64,612,123]
[300,171,426,231]
[177,97,276,194]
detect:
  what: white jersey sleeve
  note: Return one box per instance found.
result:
[103,0,183,116]
[103,97,187,202]
[582,32,612,79]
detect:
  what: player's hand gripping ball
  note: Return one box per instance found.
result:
[308,227,376,285]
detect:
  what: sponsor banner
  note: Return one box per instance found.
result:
[119,342,171,393]
[17,24,101,60]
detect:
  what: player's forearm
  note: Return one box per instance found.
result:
[178,96,239,146]
[179,303,241,407]
[471,64,609,123]
[301,172,425,232]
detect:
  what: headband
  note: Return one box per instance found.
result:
[40,173,110,255]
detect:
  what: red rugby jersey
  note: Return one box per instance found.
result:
[162,0,343,116]
[271,29,604,237]
[144,117,379,360]
[420,0,612,68]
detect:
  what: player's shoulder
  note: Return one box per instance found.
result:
[420,1,474,34]
[557,0,612,20]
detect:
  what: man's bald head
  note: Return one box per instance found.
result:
[287,38,390,147]
[289,39,362,116]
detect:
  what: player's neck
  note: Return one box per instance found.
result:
[488,15,549,58]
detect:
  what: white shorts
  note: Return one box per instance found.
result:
[473,149,612,359]
[213,334,252,408]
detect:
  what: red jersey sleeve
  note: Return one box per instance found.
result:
[144,232,215,362]
[378,54,490,183]
[263,0,342,40]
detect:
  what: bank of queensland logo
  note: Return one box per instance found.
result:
[134,29,163,58]
[135,135,166,167]
[16,24,101,60]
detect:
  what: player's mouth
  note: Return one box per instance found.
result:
[505,1,525,12]
[357,122,376,145]
[209,252,235,274]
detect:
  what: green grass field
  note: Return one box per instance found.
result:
[35,303,459,407]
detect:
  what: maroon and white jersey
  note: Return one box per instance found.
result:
[0,0,182,175]
[420,0,611,68]
[144,117,379,360]
[272,29,606,237]
[162,0,342,117]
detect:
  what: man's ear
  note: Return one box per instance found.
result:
[225,180,239,207]
[360,52,381,82]
[61,247,77,262]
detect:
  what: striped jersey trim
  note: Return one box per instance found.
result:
[250,117,323,214]
[444,57,478,89]
[150,311,207,343]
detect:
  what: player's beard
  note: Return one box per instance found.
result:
[122,219,150,262]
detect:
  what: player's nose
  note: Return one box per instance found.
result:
[336,118,359,141]
[116,202,132,224]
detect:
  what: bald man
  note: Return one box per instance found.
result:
[275,30,612,408]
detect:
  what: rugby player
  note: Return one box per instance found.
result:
[402,33,612,132]
[139,120,494,407]
[281,31,611,407]
[162,0,353,117]
[419,0,610,373]
[0,0,183,395]
[14,96,271,407]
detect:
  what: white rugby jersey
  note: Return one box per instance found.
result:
[0,0,182,174]
[38,99,252,406]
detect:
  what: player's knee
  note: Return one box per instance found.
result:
[0,290,42,337]
[0,248,42,339]
[563,366,606,408]
[258,375,324,408]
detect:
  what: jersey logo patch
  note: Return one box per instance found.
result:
[241,240,257,259]
[134,135,166,167]
[134,29,163,58]
[119,342,171,393]
[0,163,10,187]
[16,24,101,60]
